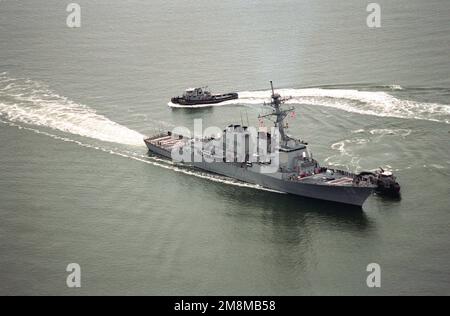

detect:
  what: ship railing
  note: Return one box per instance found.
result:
[328,168,356,178]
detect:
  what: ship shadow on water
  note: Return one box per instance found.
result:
[374,192,402,203]
[144,153,371,231]
[214,184,372,232]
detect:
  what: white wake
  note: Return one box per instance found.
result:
[170,87,450,124]
[0,74,144,146]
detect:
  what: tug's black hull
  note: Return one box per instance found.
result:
[171,92,238,105]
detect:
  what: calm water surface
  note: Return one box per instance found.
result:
[0,0,449,295]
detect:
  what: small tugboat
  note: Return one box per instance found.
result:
[171,87,238,106]
[357,168,401,197]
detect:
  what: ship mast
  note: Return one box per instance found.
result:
[259,81,295,143]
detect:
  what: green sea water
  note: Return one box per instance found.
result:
[0,0,449,295]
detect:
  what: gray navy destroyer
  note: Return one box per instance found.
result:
[145,82,400,207]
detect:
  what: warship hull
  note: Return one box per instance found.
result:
[144,139,374,207]
[193,161,373,206]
